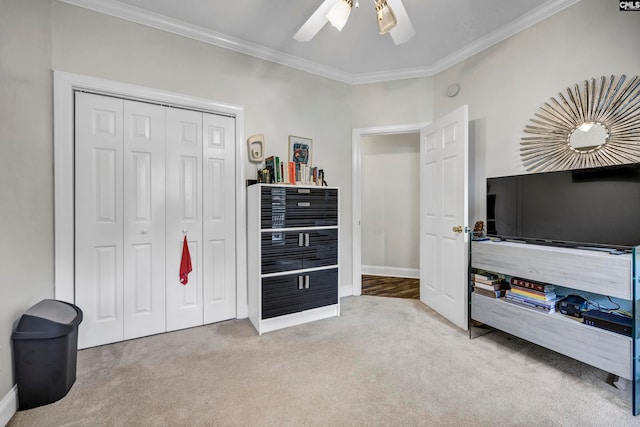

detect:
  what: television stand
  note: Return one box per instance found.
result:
[576,246,630,255]
[503,238,527,244]
[470,240,639,415]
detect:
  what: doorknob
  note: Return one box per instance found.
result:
[141,228,149,235]
[452,225,463,233]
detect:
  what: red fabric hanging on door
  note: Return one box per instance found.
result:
[180,235,192,285]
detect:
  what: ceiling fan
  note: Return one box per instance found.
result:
[294,0,415,45]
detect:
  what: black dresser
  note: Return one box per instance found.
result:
[248,184,340,334]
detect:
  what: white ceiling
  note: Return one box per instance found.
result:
[60,0,580,85]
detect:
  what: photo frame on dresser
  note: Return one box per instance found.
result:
[288,135,312,166]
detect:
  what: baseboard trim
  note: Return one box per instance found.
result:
[0,385,17,426]
[340,284,353,298]
[362,266,419,279]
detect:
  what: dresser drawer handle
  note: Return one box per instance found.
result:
[297,189,311,194]
[297,202,311,207]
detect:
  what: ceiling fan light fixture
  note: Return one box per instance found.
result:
[375,0,397,34]
[326,0,353,32]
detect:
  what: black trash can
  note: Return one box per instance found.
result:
[11,299,83,410]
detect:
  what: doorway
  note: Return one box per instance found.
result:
[359,132,420,300]
[361,275,420,299]
[352,123,428,295]
[353,107,470,329]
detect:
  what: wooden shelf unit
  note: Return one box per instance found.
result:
[470,240,636,382]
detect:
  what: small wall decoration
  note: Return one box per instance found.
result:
[520,74,640,172]
[288,135,312,166]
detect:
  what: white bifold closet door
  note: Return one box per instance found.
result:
[165,107,203,331]
[75,92,236,349]
[165,108,236,330]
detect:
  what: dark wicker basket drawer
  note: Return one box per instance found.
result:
[261,187,338,229]
[261,229,338,274]
[262,269,338,319]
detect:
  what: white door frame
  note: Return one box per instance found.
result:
[53,70,248,319]
[351,123,429,296]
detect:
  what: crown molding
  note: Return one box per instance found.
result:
[57,0,580,86]
[57,0,357,84]
[350,0,581,85]
[422,0,581,78]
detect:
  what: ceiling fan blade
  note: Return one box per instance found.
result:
[294,0,341,42]
[387,0,415,45]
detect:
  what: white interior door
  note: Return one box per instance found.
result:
[75,92,125,348]
[123,100,166,340]
[202,112,237,323]
[165,108,204,331]
[420,105,469,330]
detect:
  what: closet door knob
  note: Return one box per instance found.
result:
[141,228,149,235]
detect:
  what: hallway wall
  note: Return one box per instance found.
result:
[361,133,420,277]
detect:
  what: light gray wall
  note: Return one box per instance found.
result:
[432,0,640,224]
[0,0,54,408]
[361,134,419,274]
[351,78,434,128]
[1,0,356,404]
[50,2,355,288]
[1,0,638,408]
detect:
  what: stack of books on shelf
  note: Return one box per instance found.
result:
[505,277,557,313]
[264,155,322,186]
[472,271,507,298]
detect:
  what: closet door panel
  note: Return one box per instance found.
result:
[76,94,238,345]
[203,113,236,323]
[166,108,204,331]
[75,92,125,349]
[123,100,166,340]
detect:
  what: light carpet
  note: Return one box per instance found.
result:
[7,296,636,426]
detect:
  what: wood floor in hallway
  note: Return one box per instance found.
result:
[361,275,419,299]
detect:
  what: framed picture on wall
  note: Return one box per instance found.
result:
[288,135,312,166]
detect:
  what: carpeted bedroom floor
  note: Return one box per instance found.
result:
[8,296,636,426]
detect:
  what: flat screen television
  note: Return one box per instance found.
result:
[486,163,640,251]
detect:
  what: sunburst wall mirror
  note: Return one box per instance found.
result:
[520,74,640,172]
